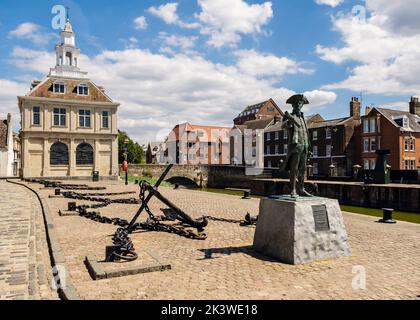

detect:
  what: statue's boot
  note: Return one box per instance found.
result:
[291,191,299,199]
[298,188,313,197]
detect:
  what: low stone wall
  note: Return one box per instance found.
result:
[125,164,255,189]
[251,179,420,213]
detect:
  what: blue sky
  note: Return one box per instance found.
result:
[1,0,419,143]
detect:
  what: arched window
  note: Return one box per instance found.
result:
[66,52,72,66]
[50,142,69,165]
[76,143,94,165]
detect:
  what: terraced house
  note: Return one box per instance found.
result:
[18,18,120,179]
[358,97,420,171]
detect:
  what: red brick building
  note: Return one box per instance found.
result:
[264,97,362,177]
[233,98,282,126]
[357,97,420,171]
[166,123,231,165]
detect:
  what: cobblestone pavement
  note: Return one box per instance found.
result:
[28,180,420,300]
[0,180,58,300]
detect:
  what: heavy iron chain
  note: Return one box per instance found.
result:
[62,191,140,204]
[25,179,106,191]
[204,214,258,226]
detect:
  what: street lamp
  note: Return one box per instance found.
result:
[124,138,129,185]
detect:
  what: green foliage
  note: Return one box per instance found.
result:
[142,169,153,178]
[118,130,145,164]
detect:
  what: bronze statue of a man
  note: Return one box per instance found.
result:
[281,94,313,198]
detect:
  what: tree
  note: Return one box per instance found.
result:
[118,130,145,164]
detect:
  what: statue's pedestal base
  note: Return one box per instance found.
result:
[253,196,351,265]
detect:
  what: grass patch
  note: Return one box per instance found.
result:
[340,205,420,224]
[121,176,173,188]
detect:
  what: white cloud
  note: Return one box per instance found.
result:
[316,1,420,95]
[133,16,148,30]
[8,47,334,144]
[147,2,200,29]
[196,0,273,47]
[314,0,343,7]
[9,22,55,46]
[158,32,198,55]
[0,79,28,130]
[235,49,314,78]
[303,90,337,108]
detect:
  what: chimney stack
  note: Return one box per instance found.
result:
[365,106,372,116]
[350,97,361,119]
[409,96,420,115]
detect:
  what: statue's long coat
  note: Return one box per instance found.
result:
[281,112,311,172]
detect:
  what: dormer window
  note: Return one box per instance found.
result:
[53,81,65,94]
[77,83,89,96]
[394,116,409,128]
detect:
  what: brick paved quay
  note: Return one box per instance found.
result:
[7,179,420,300]
[0,180,58,300]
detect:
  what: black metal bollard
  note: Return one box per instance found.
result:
[68,202,77,212]
[242,190,251,199]
[379,208,397,224]
[55,188,61,196]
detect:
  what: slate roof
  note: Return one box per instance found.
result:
[242,117,274,131]
[375,108,420,133]
[308,117,352,129]
[265,114,325,132]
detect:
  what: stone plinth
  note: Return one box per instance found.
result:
[253,196,351,265]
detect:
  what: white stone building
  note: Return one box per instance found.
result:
[18,18,120,179]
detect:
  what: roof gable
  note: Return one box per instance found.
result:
[28,77,113,103]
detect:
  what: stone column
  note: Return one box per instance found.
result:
[69,138,76,176]
[42,138,49,177]
[94,139,100,173]
[111,136,118,176]
[22,137,29,178]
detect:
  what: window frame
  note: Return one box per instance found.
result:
[50,141,69,166]
[313,130,318,141]
[313,145,318,158]
[363,138,370,153]
[326,144,332,157]
[363,119,369,133]
[326,128,332,140]
[101,111,110,129]
[32,106,41,126]
[77,83,89,96]
[76,143,94,166]
[78,109,92,128]
[313,162,319,175]
[369,118,376,133]
[53,108,67,127]
[53,81,65,94]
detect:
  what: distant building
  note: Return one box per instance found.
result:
[232,117,280,167]
[233,98,282,126]
[264,114,324,169]
[146,142,166,164]
[263,97,362,177]
[0,113,17,177]
[167,123,231,165]
[357,97,420,171]
[18,17,120,179]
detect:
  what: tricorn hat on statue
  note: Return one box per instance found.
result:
[286,94,309,105]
